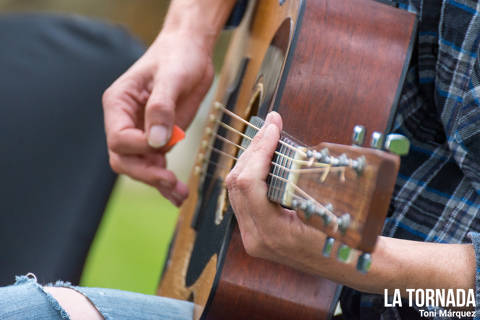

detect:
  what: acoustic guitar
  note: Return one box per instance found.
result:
[158,0,417,319]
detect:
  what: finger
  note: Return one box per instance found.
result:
[109,152,177,190]
[246,113,282,182]
[174,63,215,129]
[103,81,152,155]
[158,180,189,207]
[265,111,283,131]
[107,128,152,155]
[145,75,183,149]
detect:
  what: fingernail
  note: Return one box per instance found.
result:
[265,112,273,124]
[148,125,169,148]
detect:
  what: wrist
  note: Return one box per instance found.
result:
[160,0,237,55]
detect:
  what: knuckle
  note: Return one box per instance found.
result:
[102,87,114,108]
[147,99,175,123]
[236,173,253,191]
[107,133,122,153]
[109,156,122,174]
[225,171,238,190]
[262,232,279,253]
[243,237,259,257]
[152,171,174,189]
[244,237,265,258]
[251,140,269,154]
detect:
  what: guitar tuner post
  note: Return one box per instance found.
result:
[337,213,351,234]
[352,156,366,174]
[305,202,315,219]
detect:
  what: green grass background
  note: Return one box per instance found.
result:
[80,176,178,294]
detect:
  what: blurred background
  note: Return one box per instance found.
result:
[0,0,230,294]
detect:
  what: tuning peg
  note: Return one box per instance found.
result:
[370,132,384,149]
[337,213,351,234]
[356,253,372,274]
[305,202,315,219]
[352,125,366,146]
[322,237,335,257]
[384,134,410,155]
[352,156,366,174]
[337,244,352,263]
[322,213,332,227]
[299,200,308,211]
[291,198,298,209]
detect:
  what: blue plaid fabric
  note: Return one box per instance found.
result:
[340,1,480,319]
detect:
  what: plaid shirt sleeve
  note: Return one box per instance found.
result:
[341,1,480,319]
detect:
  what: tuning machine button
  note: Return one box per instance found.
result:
[356,253,372,274]
[322,237,335,257]
[337,244,352,263]
[352,125,366,146]
[384,134,410,156]
[370,132,384,149]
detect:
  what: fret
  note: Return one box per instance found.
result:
[241,116,305,206]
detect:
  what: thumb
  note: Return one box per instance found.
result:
[145,84,178,149]
[248,115,282,181]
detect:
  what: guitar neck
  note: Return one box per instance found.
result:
[240,116,302,206]
[240,115,400,263]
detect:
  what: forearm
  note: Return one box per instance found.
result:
[160,0,237,55]
[314,236,476,298]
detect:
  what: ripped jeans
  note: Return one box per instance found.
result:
[0,274,194,319]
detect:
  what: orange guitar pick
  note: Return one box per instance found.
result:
[165,125,186,148]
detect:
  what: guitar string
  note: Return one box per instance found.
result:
[198,162,340,227]
[212,133,345,175]
[198,161,339,226]
[210,108,357,177]
[198,166,309,205]
[210,103,336,169]
[199,147,339,223]
[213,102,307,157]
[193,164,355,260]
[192,101,352,223]
[212,119,346,170]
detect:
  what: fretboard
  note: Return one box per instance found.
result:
[241,116,302,207]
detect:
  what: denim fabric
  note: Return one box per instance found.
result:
[69,286,194,320]
[0,274,69,320]
[0,274,194,320]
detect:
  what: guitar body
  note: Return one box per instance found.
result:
[158,1,416,319]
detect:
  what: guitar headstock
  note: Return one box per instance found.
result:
[285,142,398,247]
[242,117,404,273]
[269,141,400,272]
